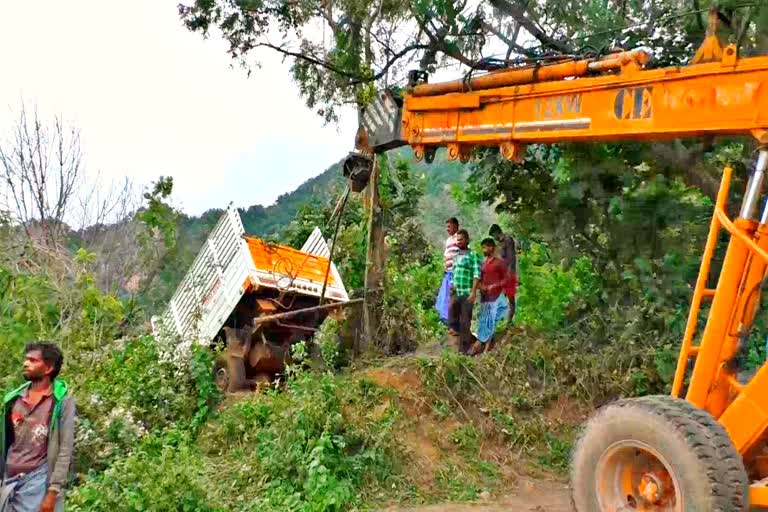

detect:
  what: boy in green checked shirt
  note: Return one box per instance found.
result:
[448,229,482,354]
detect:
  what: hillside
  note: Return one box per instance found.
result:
[142,147,496,315]
[4,129,767,512]
[5,0,768,509]
[183,146,493,245]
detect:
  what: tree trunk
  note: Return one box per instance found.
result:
[361,157,385,354]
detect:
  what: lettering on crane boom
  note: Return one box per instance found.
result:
[614,87,653,120]
[534,94,582,120]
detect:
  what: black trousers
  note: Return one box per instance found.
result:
[449,293,474,353]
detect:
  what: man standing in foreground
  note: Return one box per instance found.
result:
[448,229,482,354]
[470,238,511,356]
[489,224,518,322]
[436,217,461,324]
[1,342,75,512]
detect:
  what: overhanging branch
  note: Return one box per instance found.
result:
[489,0,572,53]
[255,41,430,86]
[481,20,536,58]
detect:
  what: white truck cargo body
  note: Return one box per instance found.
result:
[151,203,348,346]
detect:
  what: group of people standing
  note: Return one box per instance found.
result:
[435,217,518,356]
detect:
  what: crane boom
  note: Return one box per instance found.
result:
[357,45,768,163]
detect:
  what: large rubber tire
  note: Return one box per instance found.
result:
[226,356,246,392]
[214,355,247,393]
[570,395,748,511]
[213,357,229,393]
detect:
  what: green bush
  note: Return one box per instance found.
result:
[71,337,221,471]
[378,258,445,354]
[68,436,218,512]
[0,259,221,479]
[3,259,400,512]
[515,243,600,332]
[197,371,401,511]
[0,267,62,390]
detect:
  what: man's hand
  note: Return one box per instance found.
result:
[39,490,57,512]
[468,278,480,304]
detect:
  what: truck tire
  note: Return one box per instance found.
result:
[213,357,229,393]
[226,355,247,392]
[570,394,748,511]
[214,355,247,393]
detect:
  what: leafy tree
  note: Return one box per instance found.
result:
[136,176,178,249]
[179,0,767,124]
[132,176,184,317]
[175,0,768,382]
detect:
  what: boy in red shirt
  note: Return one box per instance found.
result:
[469,238,511,355]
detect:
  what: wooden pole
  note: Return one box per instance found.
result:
[253,298,364,326]
[361,156,385,353]
[319,186,350,305]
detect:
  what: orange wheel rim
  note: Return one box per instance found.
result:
[595,440,682,511]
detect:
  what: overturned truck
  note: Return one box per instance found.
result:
[151,204,350,392]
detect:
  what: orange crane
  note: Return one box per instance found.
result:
[344,8,768,511]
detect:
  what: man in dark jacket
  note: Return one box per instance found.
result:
[489,224,518,322]
[1,342,75,512]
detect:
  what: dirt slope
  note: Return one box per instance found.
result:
[364,361,577,512]
[381,477,573,511]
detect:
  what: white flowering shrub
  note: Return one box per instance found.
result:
[313,317,342,371]
[66,335,219,472]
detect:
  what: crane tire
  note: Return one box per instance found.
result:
[570,394,748,511]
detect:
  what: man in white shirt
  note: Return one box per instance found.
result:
[436,217,460,324]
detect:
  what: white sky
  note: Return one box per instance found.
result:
[0,0,359,217]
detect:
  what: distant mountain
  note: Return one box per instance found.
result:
[142,146,496,313]
[238,158,347,238]
[178,146,494,246]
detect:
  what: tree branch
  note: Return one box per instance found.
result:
[255,40,430,85]
[412,9,476,68]
[481,20,535,57]
[316,3,340,33]
[488,0,572,53]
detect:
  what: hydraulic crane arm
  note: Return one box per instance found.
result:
[355,44,768,164]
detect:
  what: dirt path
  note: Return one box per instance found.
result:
[381,477,573,512]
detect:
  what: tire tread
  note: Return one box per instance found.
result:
[570,394,749,511]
